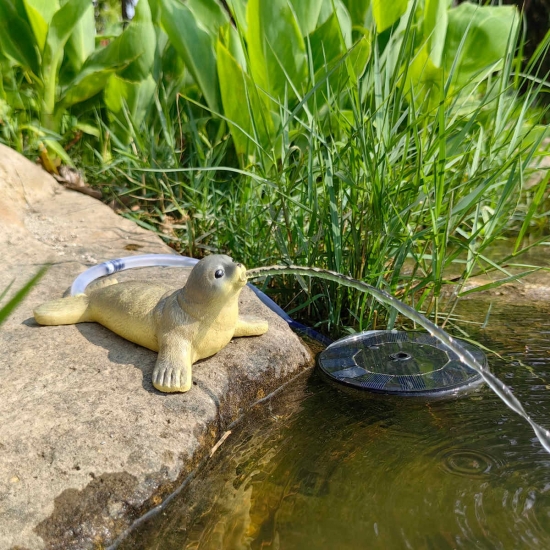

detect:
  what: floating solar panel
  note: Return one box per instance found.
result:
[318,331,485,397]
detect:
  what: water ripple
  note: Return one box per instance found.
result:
[438,448,500,478]
[119,302,550,550]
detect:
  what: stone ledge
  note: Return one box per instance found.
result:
[0,145,313,550]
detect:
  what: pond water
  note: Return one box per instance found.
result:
[120,301,550,549]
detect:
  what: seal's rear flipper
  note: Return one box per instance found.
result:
[34,295,92,326]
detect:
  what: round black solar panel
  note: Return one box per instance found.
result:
[318,330,485,397]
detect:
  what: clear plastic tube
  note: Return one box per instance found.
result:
[70,254,332,346]
[70,254,199,296]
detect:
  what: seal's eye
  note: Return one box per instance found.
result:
[214,269,225,279]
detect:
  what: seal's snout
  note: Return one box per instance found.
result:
[236,263,247,284]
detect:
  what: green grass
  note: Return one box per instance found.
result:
[78,20,549,338]
[3,1,550,339]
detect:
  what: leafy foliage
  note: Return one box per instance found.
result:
[1,0,548,335]
[0,0,161,158]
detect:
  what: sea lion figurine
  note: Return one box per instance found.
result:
[33,255,268,393]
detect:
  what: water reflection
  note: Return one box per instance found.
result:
[120,303,550,550]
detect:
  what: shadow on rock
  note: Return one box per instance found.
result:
[76,322,159,394]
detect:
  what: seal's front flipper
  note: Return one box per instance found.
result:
[234,315,268,337]
[152,335,193,393]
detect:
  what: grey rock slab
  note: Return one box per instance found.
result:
[0,146,313,550]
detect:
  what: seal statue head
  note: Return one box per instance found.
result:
[179,254,247,309]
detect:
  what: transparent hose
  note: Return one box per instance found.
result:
[70,254,332,346]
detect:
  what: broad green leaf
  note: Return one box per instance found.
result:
[59,64,122,108]
[247,0,308,103]
[78,4,154,87]
[58,35,140,108]
[216,41,252,156]
[41,0,91,118]
[346,34,371,80]
[226,0,248,34]
[424,0,447,67]
[23,0,58,21]
[10,0,32,21]
[143,0,167,82]
[43,0,90,71]
[74,122,100,137]
[117,0,156,82]
[334,0,353,48]
[186,0,229,38]
[64,1,95,73]
[308,15,369,110]
[289,0,324,36]
[217,37,274,157]
[76,36,140,76]
[104,74,155,122]
[160,43,186,92]
[309,11,345,75]
[317,0,336,26]
[160,0,220,113]
[372,0,408,33]
[341,0,371,27]
[22,0,59,51]
[317,0,353,47]
[148,0,162,23]
[43,137,73,165]
[0,0,40,75]
[105,74,157,143]
[133,75,157,124]
[444,3,519,86]
[404,45,443,112]
[325,109,354,133]
[219,20,247,70]
[4,89,25,110]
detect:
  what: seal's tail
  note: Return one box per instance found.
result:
[34,295,92,326]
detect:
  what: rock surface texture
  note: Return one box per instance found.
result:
[0,145,313,550]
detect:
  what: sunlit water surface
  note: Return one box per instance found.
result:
[121,302,550,550]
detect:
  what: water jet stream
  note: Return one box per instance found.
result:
[246,264,550,454]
